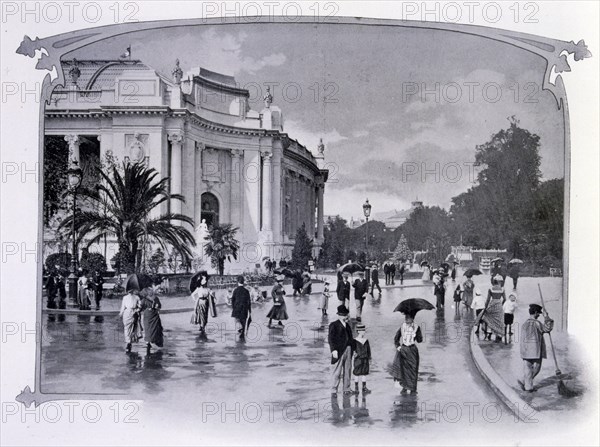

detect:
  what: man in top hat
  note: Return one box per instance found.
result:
[352,271,369,322]
[336,272,351,308]
[328,305,355,397]
[231,275,252,340]
[520,304,554,392]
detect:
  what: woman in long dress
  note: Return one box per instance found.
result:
[77,273,92,310]
[461,275,475,310]
[421,265,430,281]
[119,287,142,352]
[479,279,506,342]
[267,275,289,327]
[141,287,164,350]
[191,272,213,334]
[391,311,423,394]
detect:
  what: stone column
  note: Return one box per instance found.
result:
[230,149,243,229]
[64,134,80,164]
[317,182,325,240]
[168,132,183,216]
[261,151,273,234]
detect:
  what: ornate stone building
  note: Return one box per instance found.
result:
[44,58,328,273]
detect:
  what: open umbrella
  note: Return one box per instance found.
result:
[463,268,483,277]
[189,270,210,293]
[394,298,435,316]
[125,273,153,292]
[273,268,295,278]
[491,257,504,263]
[262,256,271,261]
[508,258,524,264]
[420,260,429,267]
[440,262,450,270]
[337,262,365,275]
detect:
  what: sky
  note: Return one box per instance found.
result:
[67,23,565,222]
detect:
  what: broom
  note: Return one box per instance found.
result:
[537,284,580,397]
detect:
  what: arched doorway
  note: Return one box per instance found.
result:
[200,192,219,228]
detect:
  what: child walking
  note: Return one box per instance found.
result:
[503,293,518,342]
[353,323,372,395]
[319,281,331,316]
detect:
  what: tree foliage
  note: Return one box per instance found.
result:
[204,224,240,276]
[393,234,412,262]
[291,223,313,270]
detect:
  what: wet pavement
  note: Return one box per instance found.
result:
[41,276,589,435]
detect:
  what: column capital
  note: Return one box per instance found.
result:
[64,134,80,145]
[260,151,273,161]
[231,148,243,158]
[168,132,184,144]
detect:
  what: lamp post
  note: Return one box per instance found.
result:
[362,198,372,256]
[66,161,83,305]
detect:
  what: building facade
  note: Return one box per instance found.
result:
[44,59,328,273]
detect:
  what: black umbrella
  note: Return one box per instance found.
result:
[420,261,429,267]
[189,270,210,293]
[463,268,483,277]
[337,262,365,275]
[394,298,435,316]
[273,268,295,278]
[440,262,450,270]
[125,273,153,292]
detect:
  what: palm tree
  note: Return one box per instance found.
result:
[60,161,196,273]
[204,223,240,276]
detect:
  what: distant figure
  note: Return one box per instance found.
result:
[384,262,391,285]
[267,275,288,327]
[191,272,214,334]
[370,264,382,295]
[432,269,446,309]
[503,293,518,342]
[353,271,369,322]
[336,272,351,308]
[319,281,331,316]
[461,274,475,310]
[391,311,423,395]
[389,263,396,285]
[328,305,355,397]
[480,279,506,342]
[421,264,430,281]
[352,323,372,395]
[231,276,252,340]
[56,273,67,309]
[398,263,406,285]
[94,272,104,310]
[77,272,92,310]
[292,271,304,296]
[46,273,57,309]
[301,272,313,295]
[451,264,457,281]
[473,289,487,336]
[119,285,142,353]
[520,304,554,392]
[508,263,520,290]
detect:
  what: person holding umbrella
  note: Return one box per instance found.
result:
[267,274,288,327]
[190,271,215,334]
[460,269,481,310]
[231,275,252,340]
[391,298,432,394]
[508,259,522,290]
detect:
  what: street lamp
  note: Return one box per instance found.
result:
[66,161,83,305]
[362,198,372,254]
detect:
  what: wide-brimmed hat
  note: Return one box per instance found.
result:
[336,305,349,316]
[276,274,285,282]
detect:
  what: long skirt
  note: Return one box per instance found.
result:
[267,302,289,321]
[391,344,420,392]
[318,294,329,310]
[143,309,164,347]
[78,288,91,310]
[122,310,142,344]
[191,298,209,328]
[422,268,430,281]
[462,291,474,307]
[481,299,505,336]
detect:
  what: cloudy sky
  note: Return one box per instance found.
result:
[68,23,565,222]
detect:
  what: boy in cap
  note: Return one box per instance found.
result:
[519,303,554,392]
[328,305,355,396]
[353,323,372,395]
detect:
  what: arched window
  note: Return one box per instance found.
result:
[200,192,219,228]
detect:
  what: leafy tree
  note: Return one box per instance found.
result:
[393,234,412,262]
[79,249,107,275]
[400,206,455,264]
[43,136,70,225]
[59,161,196,274]
[45,252,71,274]
[319,216,349,268]
[147,248,167,275]
[291,223,313,270]
[204,223,240,276]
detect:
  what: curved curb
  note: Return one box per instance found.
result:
[469,326,540,422]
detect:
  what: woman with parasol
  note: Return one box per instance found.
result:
[391,298,433,394]
[460,268,482,310]
[119,274,148,353]
[478,277,506,342]
[190,271,216,334]
[267,274,289,327]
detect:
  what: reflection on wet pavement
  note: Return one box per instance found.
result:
[41,277,572,428]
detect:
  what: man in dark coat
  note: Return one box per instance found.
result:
[520,304,554,391]
[383,262,391,285]
[94,272,104,310]
[45,273,57,309]
[389,263,396,285]
[328,305,355,397]
[231,275,252,339]
[370,264,382,295]
[398,263,406,285]
[508,264,520,290]
[336,272,351,308]
[353,271,369,322]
